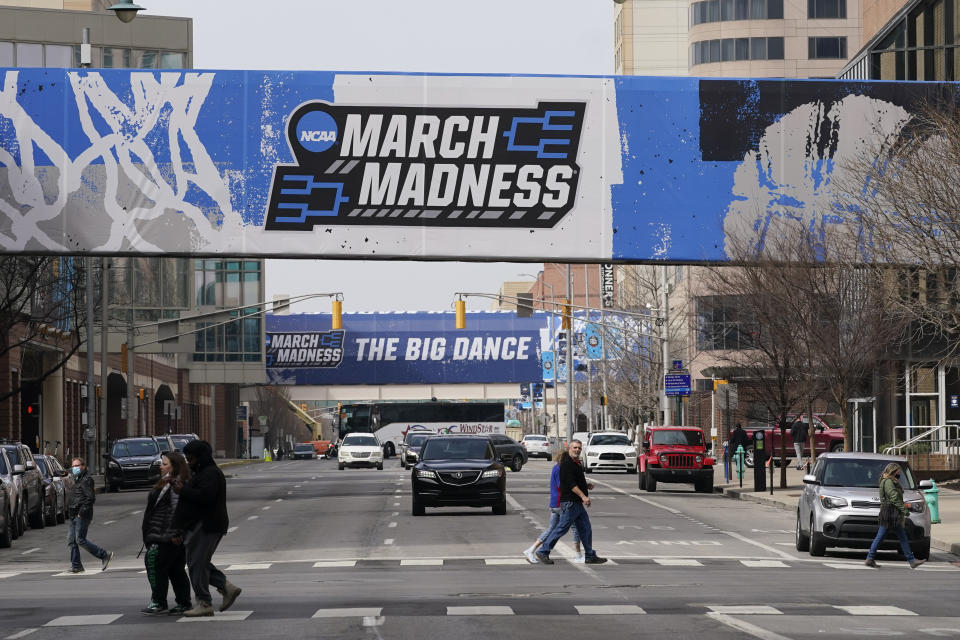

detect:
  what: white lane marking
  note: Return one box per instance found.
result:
[740,560,788,568]
[654,558,702,566]
[823,563,875,570]
[393,502,400,507]
[294,485,301,488]
[834,606,917,616]
[311,477,316,480]
[20,548,40,555]
[588,478,681,514]
[722,531,795,560]
[313,561,356,568]
[275,498,283,502]
[45,614,123,626]
[5,629,38,639]
[384,538,394,545]
[708,605,782,615]
[130,510,142,515]
[287,491,293,495]
[224,564,271,571]
[261,506,271,511]
[227,527,238,534]
[247,515,259,521]
[707,613,793,640]
[176,610,253,622]
[485,558,529,565]
[576,605,645,615]
[391,512,399,516]
[102,520,116,526]
[400,559,443,566]
[394,489,401,493]
[0,573,21,579]
[447,606,513,616]
[388,522,397,528]
[362,616,385,627]
[312,608,382,618]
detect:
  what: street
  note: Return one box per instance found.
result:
[2,459,959,640]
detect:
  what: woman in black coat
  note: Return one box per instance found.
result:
[140,451,193,615]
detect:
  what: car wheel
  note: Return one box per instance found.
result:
[338,463,344,471]
[645,471,657,492]
[808,516,827,557]
[584,466,592,474]
[795,511,810,552]
[377,462,383,470]
[0,506,11,548]
[511,455,523,472]
[492,497,507,515]
[830,443,844,453]
[384,443,395,458]
[400,460,406,470]
[412,494,425,516]
[639,470,646,490]
[16,504,27,538]
[43,497,56,527]
[695,478,713,494]
[744,449,755,468]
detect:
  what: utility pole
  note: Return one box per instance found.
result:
[80,26,97,472]
[660,266,672,426]
[566,264,574,443]
[584,264,593,430]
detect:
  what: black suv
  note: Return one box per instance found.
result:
[0,443,44,529]
[104,437,163,492]
[488,434,527,472]
[411,435,506,516]
[400,431,432,469]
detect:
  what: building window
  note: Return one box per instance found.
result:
[696,296,757,351]
[16,43,42,67]
[808,0,846,19]
[692,37,784,65]
[0,42,12,66]
[691,0,782,26]
[809,36,848,59]
[193,260,262,363]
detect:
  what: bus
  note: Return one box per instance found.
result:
[336,401,506,457]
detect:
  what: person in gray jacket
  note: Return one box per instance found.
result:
[66,458,113,573]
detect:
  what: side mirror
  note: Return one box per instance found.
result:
[102,453,111,460]
[802,474,818,485]
[12,464,25,475]
[918,480,933,490]
[25,460,36,470]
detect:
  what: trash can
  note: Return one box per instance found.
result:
[924,479,941,524]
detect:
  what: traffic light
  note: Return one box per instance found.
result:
[138,388,145,400]
[331,299,342,330]
[455,299,466,329]
[600,395,607,406]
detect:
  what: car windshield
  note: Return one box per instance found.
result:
[171,436,193,451]
[343,436,378,447]
[421,439,493,460]
[0,453,7,474]
[293,444,313,452]
[822,459,916,489]
[33,456,51,478]
[650,430,703,446]
[590,434,631,446]
[0,446,19,464]
[406,434,430,447]
[112,440,159,457]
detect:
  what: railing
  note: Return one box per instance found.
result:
[884,425,960,472]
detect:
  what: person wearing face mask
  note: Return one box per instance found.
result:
[65,458,113,573]
[140,451,193,616]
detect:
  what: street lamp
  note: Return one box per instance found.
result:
[108,0,144,23]
[519,273,559,437]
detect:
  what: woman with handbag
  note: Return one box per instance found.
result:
[865,462,925,569]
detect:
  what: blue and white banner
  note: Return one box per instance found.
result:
[266,311,545,385]
[0,69,946,262]
[541,351,555,382]
[583,322,602,360]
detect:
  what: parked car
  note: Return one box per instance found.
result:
[410,435,506,516]
[0,474,11,548]
[0,447,25,539]
[521,434,553,460]
[488,434,527,471]
[400,432,433,469]
[32,455,63,527]
[795,452,931,559]
[743,415,844,467]
[169,433,199,452]
[291,443,317,460]
[47,455,73,523]
[338,433,384,470]
[583,431,637,473]
[104,437,163,491]
[0,443,44,529]
[638,426,714,493]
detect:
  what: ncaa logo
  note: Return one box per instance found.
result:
[295,110,338,153]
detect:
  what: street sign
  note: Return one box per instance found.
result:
[664,371,691,397]
[236,405,248,421]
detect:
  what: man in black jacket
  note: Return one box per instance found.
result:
[535,440,607,565]
[66,458,113,573]
[172,440,241,617]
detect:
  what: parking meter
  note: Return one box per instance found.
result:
[752,431,766,492]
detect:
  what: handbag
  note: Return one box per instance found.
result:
[879,501,900,528]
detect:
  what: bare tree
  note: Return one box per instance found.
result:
[252,385,307,452]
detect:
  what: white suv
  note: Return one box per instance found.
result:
[521,435,552,459]
[338,433,384,470]
[583,431,638,474]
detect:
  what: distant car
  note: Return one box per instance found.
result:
[0,443,43,529]
[743,415,844,467]
[796,452,931,559]
[411,435,506,516]
[169,433,199,452]
[583,431,637,474]
[638,426,714,493]
[32,455,64,527]
[400,432,433,469]
[338,433,384,470]
[521,434,552,460]
[47,456,73,523]
[291,443,317,460]
[488,434,527,471]
[104,437,163,491]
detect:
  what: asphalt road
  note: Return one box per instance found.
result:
[1,458,959,640]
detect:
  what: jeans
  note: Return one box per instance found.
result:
[145,542,192,608]
[184,524,228,604]
[539,501,596,559]
[538,507,581,545]
[793,442,804,466]
[67,516,107,569]
[866,523,916,562]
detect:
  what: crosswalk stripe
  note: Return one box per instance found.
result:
[485,558,529,565]
[833,605,917,616]
[654,558,703,566]
[400,559,443,566]
[312,608,382,618]
[575,605,645,615]
[447,606,514,616]
[739,560,788,568]
[5,629,38,639]
[312,561,356,568]
[44,615,123,627]
[224,563,271,571]
[707,605,782,615]
[176,611,253,623]
[823,563,874,570]
[0,573,21,579]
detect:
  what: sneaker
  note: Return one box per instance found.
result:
[535,552,554,565]
[864,558,878,568]
[909,559,926,569]
[572,555,586,564]
[168,604,192,616]
[141,602,168,616]
[101,551,113,572]
[584,556,608,565]
[67,566,84,574]
[523,548,539,564]
[182,601,214,617]
[219,582,242,612]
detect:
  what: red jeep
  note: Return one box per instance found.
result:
[638,426,714,493]
[742,415,844,467]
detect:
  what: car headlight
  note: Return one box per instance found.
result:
[819,495,848,509]
[626,448,637,457]
[659,454,668,464]
[695,455,703,463]
[340,451,351,458]
[417,469,436,478]
[482,469,503,478]
[108,461,120,469]
[907,500,925,513]
[587,451,599,457]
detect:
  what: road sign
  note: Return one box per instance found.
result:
[664,371,691,397]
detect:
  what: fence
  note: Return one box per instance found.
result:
[884,425,960,474]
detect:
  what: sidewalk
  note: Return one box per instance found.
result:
[714,462,960,556]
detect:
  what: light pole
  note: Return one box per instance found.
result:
[520,272,557,437]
